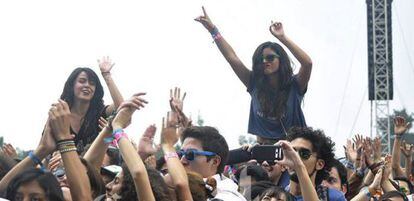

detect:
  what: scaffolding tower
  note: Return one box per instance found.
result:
[367,0,393,154]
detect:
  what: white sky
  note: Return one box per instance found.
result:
[0,0,413,157]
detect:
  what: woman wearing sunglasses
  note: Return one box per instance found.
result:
[195,7,312,142]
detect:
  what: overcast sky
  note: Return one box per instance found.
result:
[0,0,413,157]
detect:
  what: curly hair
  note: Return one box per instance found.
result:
[286,127,336,185]
[251,41,294,119]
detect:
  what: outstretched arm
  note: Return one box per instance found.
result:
[98,56,124,115]
[161,112,193,201]
[50,100,92,201]
[270,22,312,93]
[0,121,56,193]
[391,116,410,178]
[111,93,155,201]
[195,7,251,88]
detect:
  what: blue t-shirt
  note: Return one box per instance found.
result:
[247,75,307,139]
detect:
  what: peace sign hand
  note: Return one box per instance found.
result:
[194,6,216,33]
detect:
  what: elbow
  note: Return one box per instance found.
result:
[302,60,312,69]
[174,179,190,190]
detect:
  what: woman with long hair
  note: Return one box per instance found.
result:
[195,7,312,142]
[59,57,124,153]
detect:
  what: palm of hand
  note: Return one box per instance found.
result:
[139,136,156,155]
[162,127,178,145]
[98,56,114,72]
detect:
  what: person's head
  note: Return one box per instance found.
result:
[180,126,229,178]
[60,67,103,105]
[106,165,170,201]
[380,190,408,201]
[102,146,121,167]
[236,164,270,190]
[6,168,64,201]
[322,159,348,194]
[252,42,293,119]
[393,177,414,195]
[258,186,292,201]
[261,160,287,184]
[286,127,336,186]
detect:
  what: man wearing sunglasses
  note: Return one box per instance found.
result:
[282,127,346,201]
[180,126,246,201]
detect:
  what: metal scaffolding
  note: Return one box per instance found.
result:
[367,0,393,154]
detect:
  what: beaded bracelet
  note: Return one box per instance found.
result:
[60,147,78,154]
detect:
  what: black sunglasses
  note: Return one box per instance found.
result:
[177,149,216,161]
[294,147,313,160]
[262,54,280,63]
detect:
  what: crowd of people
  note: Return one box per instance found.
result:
[0,7,412,201]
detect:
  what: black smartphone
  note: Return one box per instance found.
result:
[251,145,283,163]
[226,148,252,165]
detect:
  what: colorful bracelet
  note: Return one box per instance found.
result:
[60,147,78,154]
[210,27,222,42]
[164,152,179,161]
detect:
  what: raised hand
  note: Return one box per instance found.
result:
[269,21,286,40]
[369,168,383,196]
[345,139,357,163]
[160,112,179,146]
[138,125,158,158]
[194,6,216,33]
[372,137,382,162]
[2,143,17,159]
[112,93,148,129]
[98,56,115,74]
[274,140,303,170]
[169,87,186,113]
[401,141,414,157]
[394,116,411,136]
[49,100,72,141]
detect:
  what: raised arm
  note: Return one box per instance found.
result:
[0,121,56,193]
[195,7,251,88]
[400,141,414,179]
[270,22,312,93]
[83,117,112,171]
[49,100,92,201]
[161,112,193,201]
[391,116,410,178]
[111,93,155,201]
[98,56,124,115]
[276,140,319,201]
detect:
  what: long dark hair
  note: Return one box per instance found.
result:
[6,168,64,201]
[60,67,105,148]
[252,42,293,119]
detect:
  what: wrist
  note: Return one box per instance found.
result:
[33,147,48,160]
[162,144,175,151]
[56,133,72,141]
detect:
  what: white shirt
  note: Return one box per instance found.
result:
[209,174,247,201]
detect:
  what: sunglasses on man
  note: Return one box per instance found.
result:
[177,149,216,161]
[293,147,313,160]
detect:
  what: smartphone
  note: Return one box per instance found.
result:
[226,148,252,165]
[251,145,283,163]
